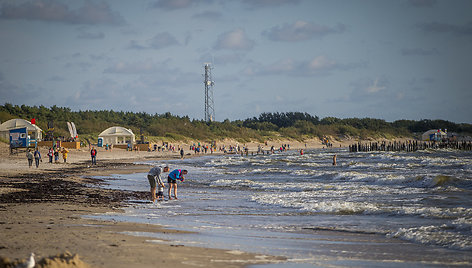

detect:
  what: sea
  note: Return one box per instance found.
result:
[90,148,472,267]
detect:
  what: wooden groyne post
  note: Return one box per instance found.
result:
[349,140,472,152]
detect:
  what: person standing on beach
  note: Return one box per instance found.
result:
[26,149,33,168]
[167,169,187,200]
[34,148,41,168]
[61,147,69,163]
[333,154,337,166]
[180,148,184,159]
[47,147,53,163]
[148,165,169,202]
[54,148,59,163]
[90,147,97,165]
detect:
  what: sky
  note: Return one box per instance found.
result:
[0,0,471,123]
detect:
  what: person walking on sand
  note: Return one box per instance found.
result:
[34,148,41,168]
[180,148,184,159]
[167,169,187,200]
[61,147,69,163]
[147,165,169,202]
[90,147,97,165]
[26,149,34,168]
[54,148,59,163]
[47,147,53,163]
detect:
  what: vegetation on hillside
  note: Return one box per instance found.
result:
[1,103,471,143]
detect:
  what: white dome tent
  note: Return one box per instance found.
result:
[98,126,135,145]
[0,118,42,141]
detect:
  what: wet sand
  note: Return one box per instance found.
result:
[0,142,289,267]
[1,137,445,268]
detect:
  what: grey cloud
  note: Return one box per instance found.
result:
[120,28,140,36]
[127,40,148,50]
[64,62,93,72]
[192,10,222,20]
[408,0,437,8]
[151,0,213,10]
[214,29,255,51]
[127,32,179,50]
[149,32,179,49]
[0,0,126,26]
[401,48,438,56]
[103,59,198,88]
[263,21,346,42]
[104,60,162,74]
[89,53,111,62]
[67,71,200,113]
[252,56,358,77]
[419,21,472,36]
[0,72,21,101]
[200,53,244,66]
[408,77,435,86]
[184,32,192,46]
[77,31,105,39]
[0,74,58,107]
[242,0,300,9]
[68,78,128,109]
[343,77,394,104]
[47,75,65,82]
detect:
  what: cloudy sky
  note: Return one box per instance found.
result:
[0,0,471,123]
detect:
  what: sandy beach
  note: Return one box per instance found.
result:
[3,137,453,268]
[0,140,319,268]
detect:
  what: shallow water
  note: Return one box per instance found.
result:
[90,148,472,266]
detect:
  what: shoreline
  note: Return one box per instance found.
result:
[0,142,291,267]
[0,137,431,267]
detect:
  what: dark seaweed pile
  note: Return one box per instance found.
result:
[0,162,147,207]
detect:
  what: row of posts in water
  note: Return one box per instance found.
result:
[349,140,472,152]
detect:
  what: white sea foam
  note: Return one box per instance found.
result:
[291,169,331,176]
[102,149,472,256]
[210,179,315,191]
[249,189,471,218]
[251,192,382,214]
[389,225,472,250]
[400,205,472,219]
[453,217,472,227]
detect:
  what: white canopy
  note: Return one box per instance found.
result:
[98,126,135,145]
[0,118,42,141]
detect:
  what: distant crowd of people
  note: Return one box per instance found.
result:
[26,146,70,168]
[26,146,98,168]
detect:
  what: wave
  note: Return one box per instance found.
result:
[250,192,382,215]
[250,191,472,219]
[389,225,472,251]
[302,226,387,235]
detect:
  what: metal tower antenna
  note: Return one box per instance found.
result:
[203,63,215,122]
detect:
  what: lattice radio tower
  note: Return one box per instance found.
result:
[203,63,215,122]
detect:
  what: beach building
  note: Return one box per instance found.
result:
[421,129,447,141]
[0,118,42,141]
[98,126,135,145]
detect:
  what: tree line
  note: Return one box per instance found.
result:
[1,104,471,142]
